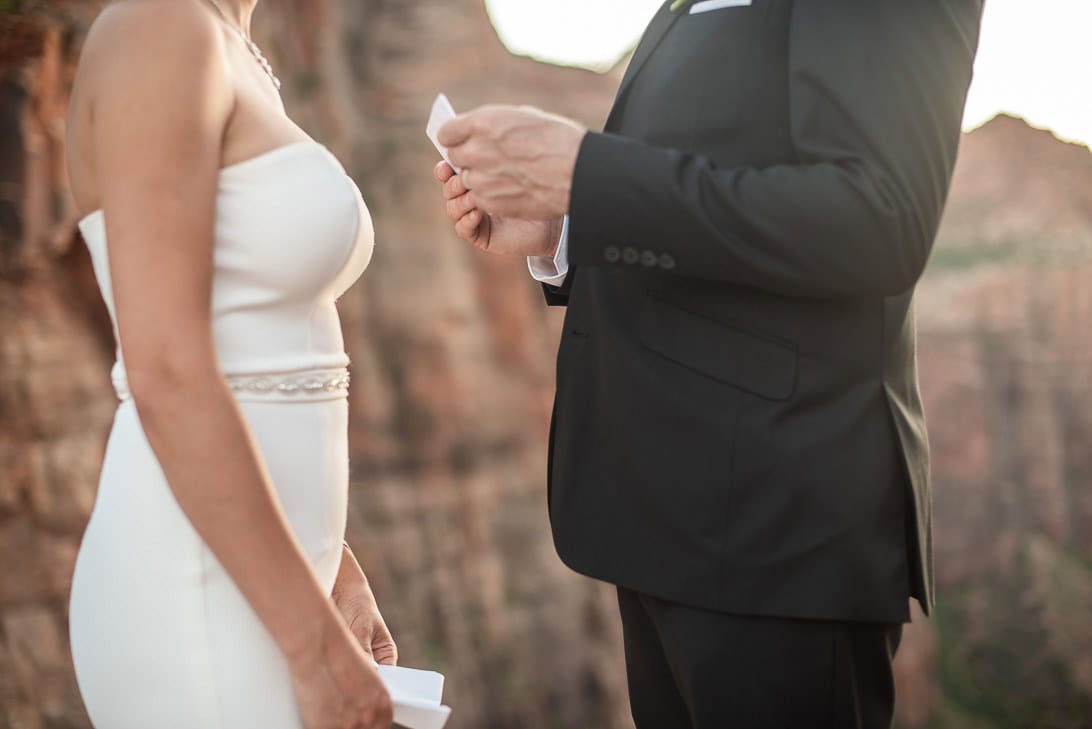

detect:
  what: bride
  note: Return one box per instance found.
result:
[64,0,394,727]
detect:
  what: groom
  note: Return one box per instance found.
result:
[435,2,983,727]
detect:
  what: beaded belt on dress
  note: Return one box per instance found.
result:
[113,368,350,401]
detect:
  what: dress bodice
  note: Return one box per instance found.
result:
[78,142,374,394]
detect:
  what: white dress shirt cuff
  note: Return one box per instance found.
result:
[527,217,571,287]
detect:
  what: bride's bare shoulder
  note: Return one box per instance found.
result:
[80,0,224,75]
[67,0,233,204]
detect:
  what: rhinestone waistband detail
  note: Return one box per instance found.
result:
[113,368,351,401]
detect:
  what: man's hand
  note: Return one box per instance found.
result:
[435,161,563,257]
[331,543,398,666]
[437,105,586,221]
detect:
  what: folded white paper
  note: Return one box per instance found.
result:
[426,93,460,172]
[378,665,452,729]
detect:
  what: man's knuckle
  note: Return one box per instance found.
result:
[470,117,491,137]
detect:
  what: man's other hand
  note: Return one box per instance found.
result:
[434,160,563,257]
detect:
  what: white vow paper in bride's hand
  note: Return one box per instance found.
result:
[426,93,460,172]
[377,664,452,729]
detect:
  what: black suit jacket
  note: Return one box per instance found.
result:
[545,0,983,623]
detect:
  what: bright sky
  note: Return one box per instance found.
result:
[486,0,1092,147]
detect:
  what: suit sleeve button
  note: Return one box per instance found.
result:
[659,253,677,270]
[641,251,658,267]
[605,245,621,263]
[622,246,640,264]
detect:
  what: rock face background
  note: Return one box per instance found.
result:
[903,116,1092,729]
[0,3,1089,729]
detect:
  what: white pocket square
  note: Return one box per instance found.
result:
[690,0,753,14]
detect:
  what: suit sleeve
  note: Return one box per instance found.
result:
[566,1,983,299]
[542,271,574,307]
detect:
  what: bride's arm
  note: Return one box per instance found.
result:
[333,543,398,666]
[80,5,390,725]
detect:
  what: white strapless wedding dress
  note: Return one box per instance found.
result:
[70,142,375,728]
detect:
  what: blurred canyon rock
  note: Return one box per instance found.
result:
[898,115,1092,729]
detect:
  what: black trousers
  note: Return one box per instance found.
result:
[617,587,903,729]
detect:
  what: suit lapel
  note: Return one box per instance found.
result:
[606,2,687,129]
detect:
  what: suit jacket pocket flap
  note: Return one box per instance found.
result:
[639,297,797,400]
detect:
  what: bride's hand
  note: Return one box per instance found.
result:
[435,161,562,258]
[332,544,398,666]
[287,609,393,729]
